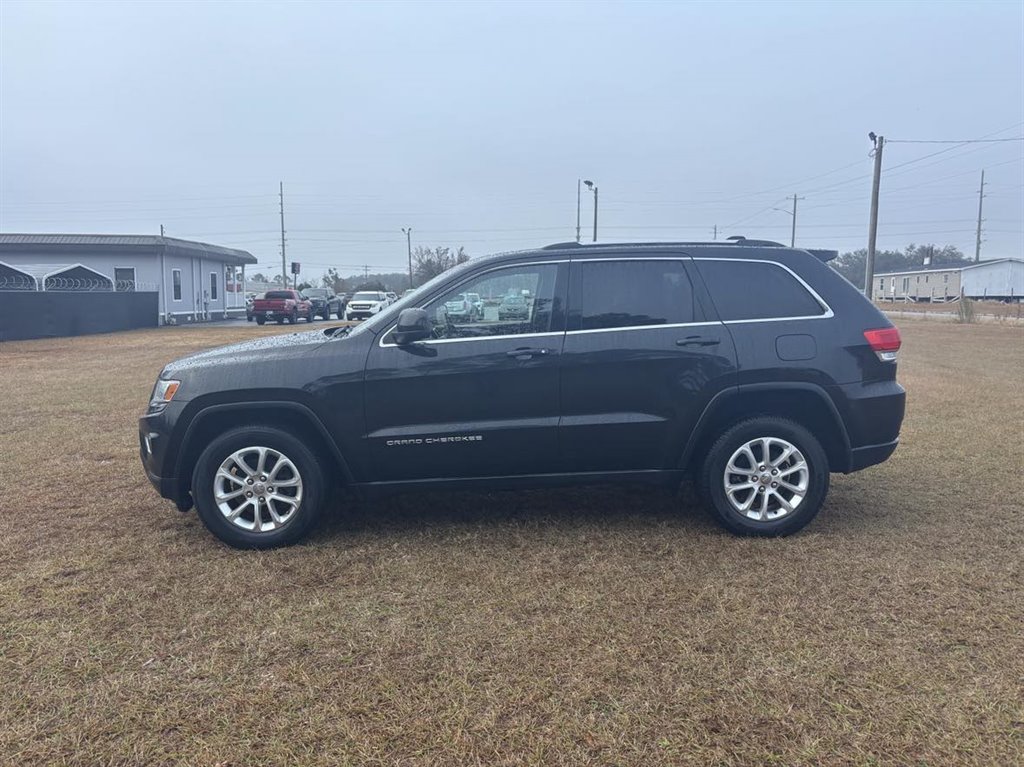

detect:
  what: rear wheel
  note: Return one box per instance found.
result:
[255,316,266,326]
[699,416,829,536]
[307,309,315,322]
[275,316,284,325]
[192,426,327,549]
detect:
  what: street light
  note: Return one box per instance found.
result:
[401,227,412,289]
[772,194,802,247]
[583,180,598,242]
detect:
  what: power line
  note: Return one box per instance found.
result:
[887,137,1023,144]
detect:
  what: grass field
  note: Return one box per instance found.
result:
[876,298,1024,321]
[2,321,1022,766]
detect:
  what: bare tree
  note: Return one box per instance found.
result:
[412,246,469,284]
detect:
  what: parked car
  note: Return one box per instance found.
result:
[497,294,529,321]
[345,291,388,321]
[385,292,399,305]
[140,239,905,548]
[444,292,479,321]
[303,288,344,320]
[466,292,484,316]
[245,292,264,322]
[250,290,314,325]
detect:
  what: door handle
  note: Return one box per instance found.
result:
[507,347,550,359]
[676,336,721,347]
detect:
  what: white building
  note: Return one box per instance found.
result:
[0,233,257,323]
[874,258,1023,302]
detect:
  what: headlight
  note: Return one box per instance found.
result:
[150,378,181,409]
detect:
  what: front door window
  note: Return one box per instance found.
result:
[416,263,559,341]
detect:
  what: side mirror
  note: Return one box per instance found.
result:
[392,308,431,345]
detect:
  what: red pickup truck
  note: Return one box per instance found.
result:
[251,290,315,325]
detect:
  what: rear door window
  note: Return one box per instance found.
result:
[695,260,826,321]
[574,259,697,331]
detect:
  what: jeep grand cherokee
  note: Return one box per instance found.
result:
[140,240,905,548]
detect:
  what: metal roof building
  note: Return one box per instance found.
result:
[874,258,1023,302]
[0,233,257,324]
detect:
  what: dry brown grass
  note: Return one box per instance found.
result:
[1,321,1022,766]
[875,299,1024,321]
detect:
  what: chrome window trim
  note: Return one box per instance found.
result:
[378,260,567,348]
[566,321,720,336]
[571,255,833,321]
[377,254,834,347]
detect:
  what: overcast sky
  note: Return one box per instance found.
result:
[2,0,1021,281]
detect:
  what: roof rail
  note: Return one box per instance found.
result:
[725,236,787,247]
[541,237,801,250]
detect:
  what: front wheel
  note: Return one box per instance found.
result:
[191,426,327,549]
[699,416,829,537]
[255,316,266,326]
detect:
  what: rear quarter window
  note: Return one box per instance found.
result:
[696,260,826,321]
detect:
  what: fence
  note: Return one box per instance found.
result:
[0,289,159,341]
[0,276,159,292]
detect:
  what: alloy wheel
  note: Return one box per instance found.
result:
[213,446,303,532]
[723,437,808,522]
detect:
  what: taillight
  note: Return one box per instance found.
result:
[864,327,901,362]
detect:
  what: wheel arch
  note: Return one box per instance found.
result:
[680,384,852,473]
[173,401,354,500]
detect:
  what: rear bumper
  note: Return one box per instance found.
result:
[830,379,905,473]
[849,438,899,471]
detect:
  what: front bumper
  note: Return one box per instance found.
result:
[139,406,192,510]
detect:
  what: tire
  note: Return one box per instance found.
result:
[307,310,315,322]
[275,316,284,325]
[699,416,829,537]
[256,316,266,326]
[288,309,298,324]
[191,425,327,549]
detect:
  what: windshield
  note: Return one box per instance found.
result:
[352,292,383,301]
[264,291,293,299]
[305,289,328,298]
[347,259,480,339]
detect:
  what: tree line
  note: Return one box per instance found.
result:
[248,245,470,294]
[830,244,970,289]
[252,241,968,295]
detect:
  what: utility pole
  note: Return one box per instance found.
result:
[402,227,413,289]
[974,169,985,262]
[576,179,581,243]
[363,265,369,280]
[712,224,718,240]
[789,194,804,247]
[583,179,598,242]
[279,181,288,289]
[160,224,165,238]
[864,133,884,300]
